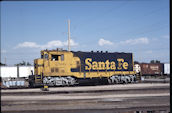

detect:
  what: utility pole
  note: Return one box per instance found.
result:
[5,57,6,65]
[68,19,70,51]
[17,65,19,78]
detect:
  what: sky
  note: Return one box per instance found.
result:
[1,0,170,66]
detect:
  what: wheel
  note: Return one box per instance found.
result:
[125,79,129,84]
[29,81,34,88]
[114,79,118,84]
[62,80,67,86]
[108,78,113,84]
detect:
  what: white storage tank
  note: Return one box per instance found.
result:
[0,66,34,78]
[0,66,17,78]
[19,66,34,77]
[1,66,33,88]
[164,63,170,75]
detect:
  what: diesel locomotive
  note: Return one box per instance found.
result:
[28,49,141,87]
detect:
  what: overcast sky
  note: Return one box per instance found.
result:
[1,0,169,66]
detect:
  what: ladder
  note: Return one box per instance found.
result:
[35,74,43,84]
[136,72,142,82]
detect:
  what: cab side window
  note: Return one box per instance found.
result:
[51,54,64,61]
[61,54,64,61]
[51,55,59,61]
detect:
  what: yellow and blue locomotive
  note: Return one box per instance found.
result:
[29,49,140,87]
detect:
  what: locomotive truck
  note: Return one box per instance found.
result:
[29,49,140,87]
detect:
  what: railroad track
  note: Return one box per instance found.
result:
[1,77,169,90]
[1,83,170,113]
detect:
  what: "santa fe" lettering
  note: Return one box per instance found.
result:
[85,58,128,70]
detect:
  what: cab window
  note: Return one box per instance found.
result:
[51,54,64,61]
[52,55,60,61]
[45,54,48,59]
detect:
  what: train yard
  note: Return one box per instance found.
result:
[1,83,170,113]
[1,49,170,113]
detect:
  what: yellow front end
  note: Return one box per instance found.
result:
[34,59,43,76]
[34,50,80,77]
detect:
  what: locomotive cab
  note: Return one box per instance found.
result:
[30,49,78,87]
[37,50,68,77]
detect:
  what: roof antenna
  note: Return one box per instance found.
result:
[68,19,70,51]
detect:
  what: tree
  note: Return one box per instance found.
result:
[155,60,160,63]
[0,62,6,66]
[150,60,155,63]
[26,62,32,66]
[150,60,160,63]
[15,61,32,66]
[134,61,139,64]
[15,61,25,66]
